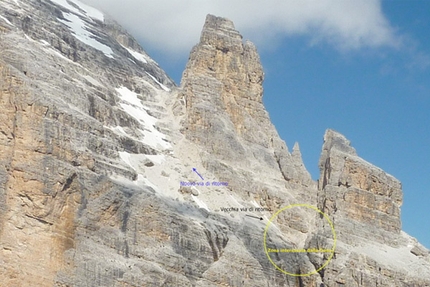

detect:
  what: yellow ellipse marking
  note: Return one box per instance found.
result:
[263,204,337,277]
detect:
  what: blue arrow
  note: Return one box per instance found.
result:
[192,168,204,180]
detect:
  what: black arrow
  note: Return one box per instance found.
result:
[246,214,263,220]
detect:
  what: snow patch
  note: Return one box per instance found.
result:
[109,174,158,193]
[45,47,75,63]
[58,13,114,58]
[251,200,260,207]
[192,194,210,212]
[51,0,86,18]
[181,95,187,107]
[116,86,171,150]
[137,174,158,191]
[83,74,102,87]
[352,241,428,275]
[105,125,128,137]
[121,45,147,63]
[0,15,13,26]
[116,86,143,107]
[119,151,134,170]
[50,49,71,62]
[50,0,103,21]
[146,72,170,92]
[119,104,152,126]
[139,128,170,150]
[39,39,50,46]
[71,0,104,21]
[264,216,281,231]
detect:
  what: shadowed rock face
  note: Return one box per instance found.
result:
[0,3,429,286]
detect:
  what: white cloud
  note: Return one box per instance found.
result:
[81,0,399,56]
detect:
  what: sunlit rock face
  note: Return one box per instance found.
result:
[0,2,429,286]
[319,129,403,239]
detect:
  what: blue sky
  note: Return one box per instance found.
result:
[84,0,430,249]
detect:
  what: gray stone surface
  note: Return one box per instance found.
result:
[0,2,429,286]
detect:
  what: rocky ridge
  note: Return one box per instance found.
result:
[0,1,429,286]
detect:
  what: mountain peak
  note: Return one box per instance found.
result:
[201,14,238,37]
[182,14,263,92]
[199,14,245,54]
[181,14,264,144]
[322,129,357,156]
[180,13,311,188]
[1,3,429,286]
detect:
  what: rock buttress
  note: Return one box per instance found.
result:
[180,14,313,189]
[318,129,402,240]
[314,130,430,286]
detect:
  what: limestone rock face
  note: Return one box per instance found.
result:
[0,2,429,287]
[0,0,176,285]
[315,130,430,286]
[180,14,313,190]
[319,129,402,241]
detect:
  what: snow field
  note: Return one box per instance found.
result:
[50,0,103,21]
[57,13,114,58]
[145,72,170,92]
[192,194,210,212]
[0,15,13,26]
[121,44,148,63]
[116,86,171,150]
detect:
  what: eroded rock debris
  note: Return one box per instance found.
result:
[0,1,429,286]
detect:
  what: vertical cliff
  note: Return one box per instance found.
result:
[0,2,429,286]
[314,129,430,286]
[319,129,403,239]
[179,15,314,201]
